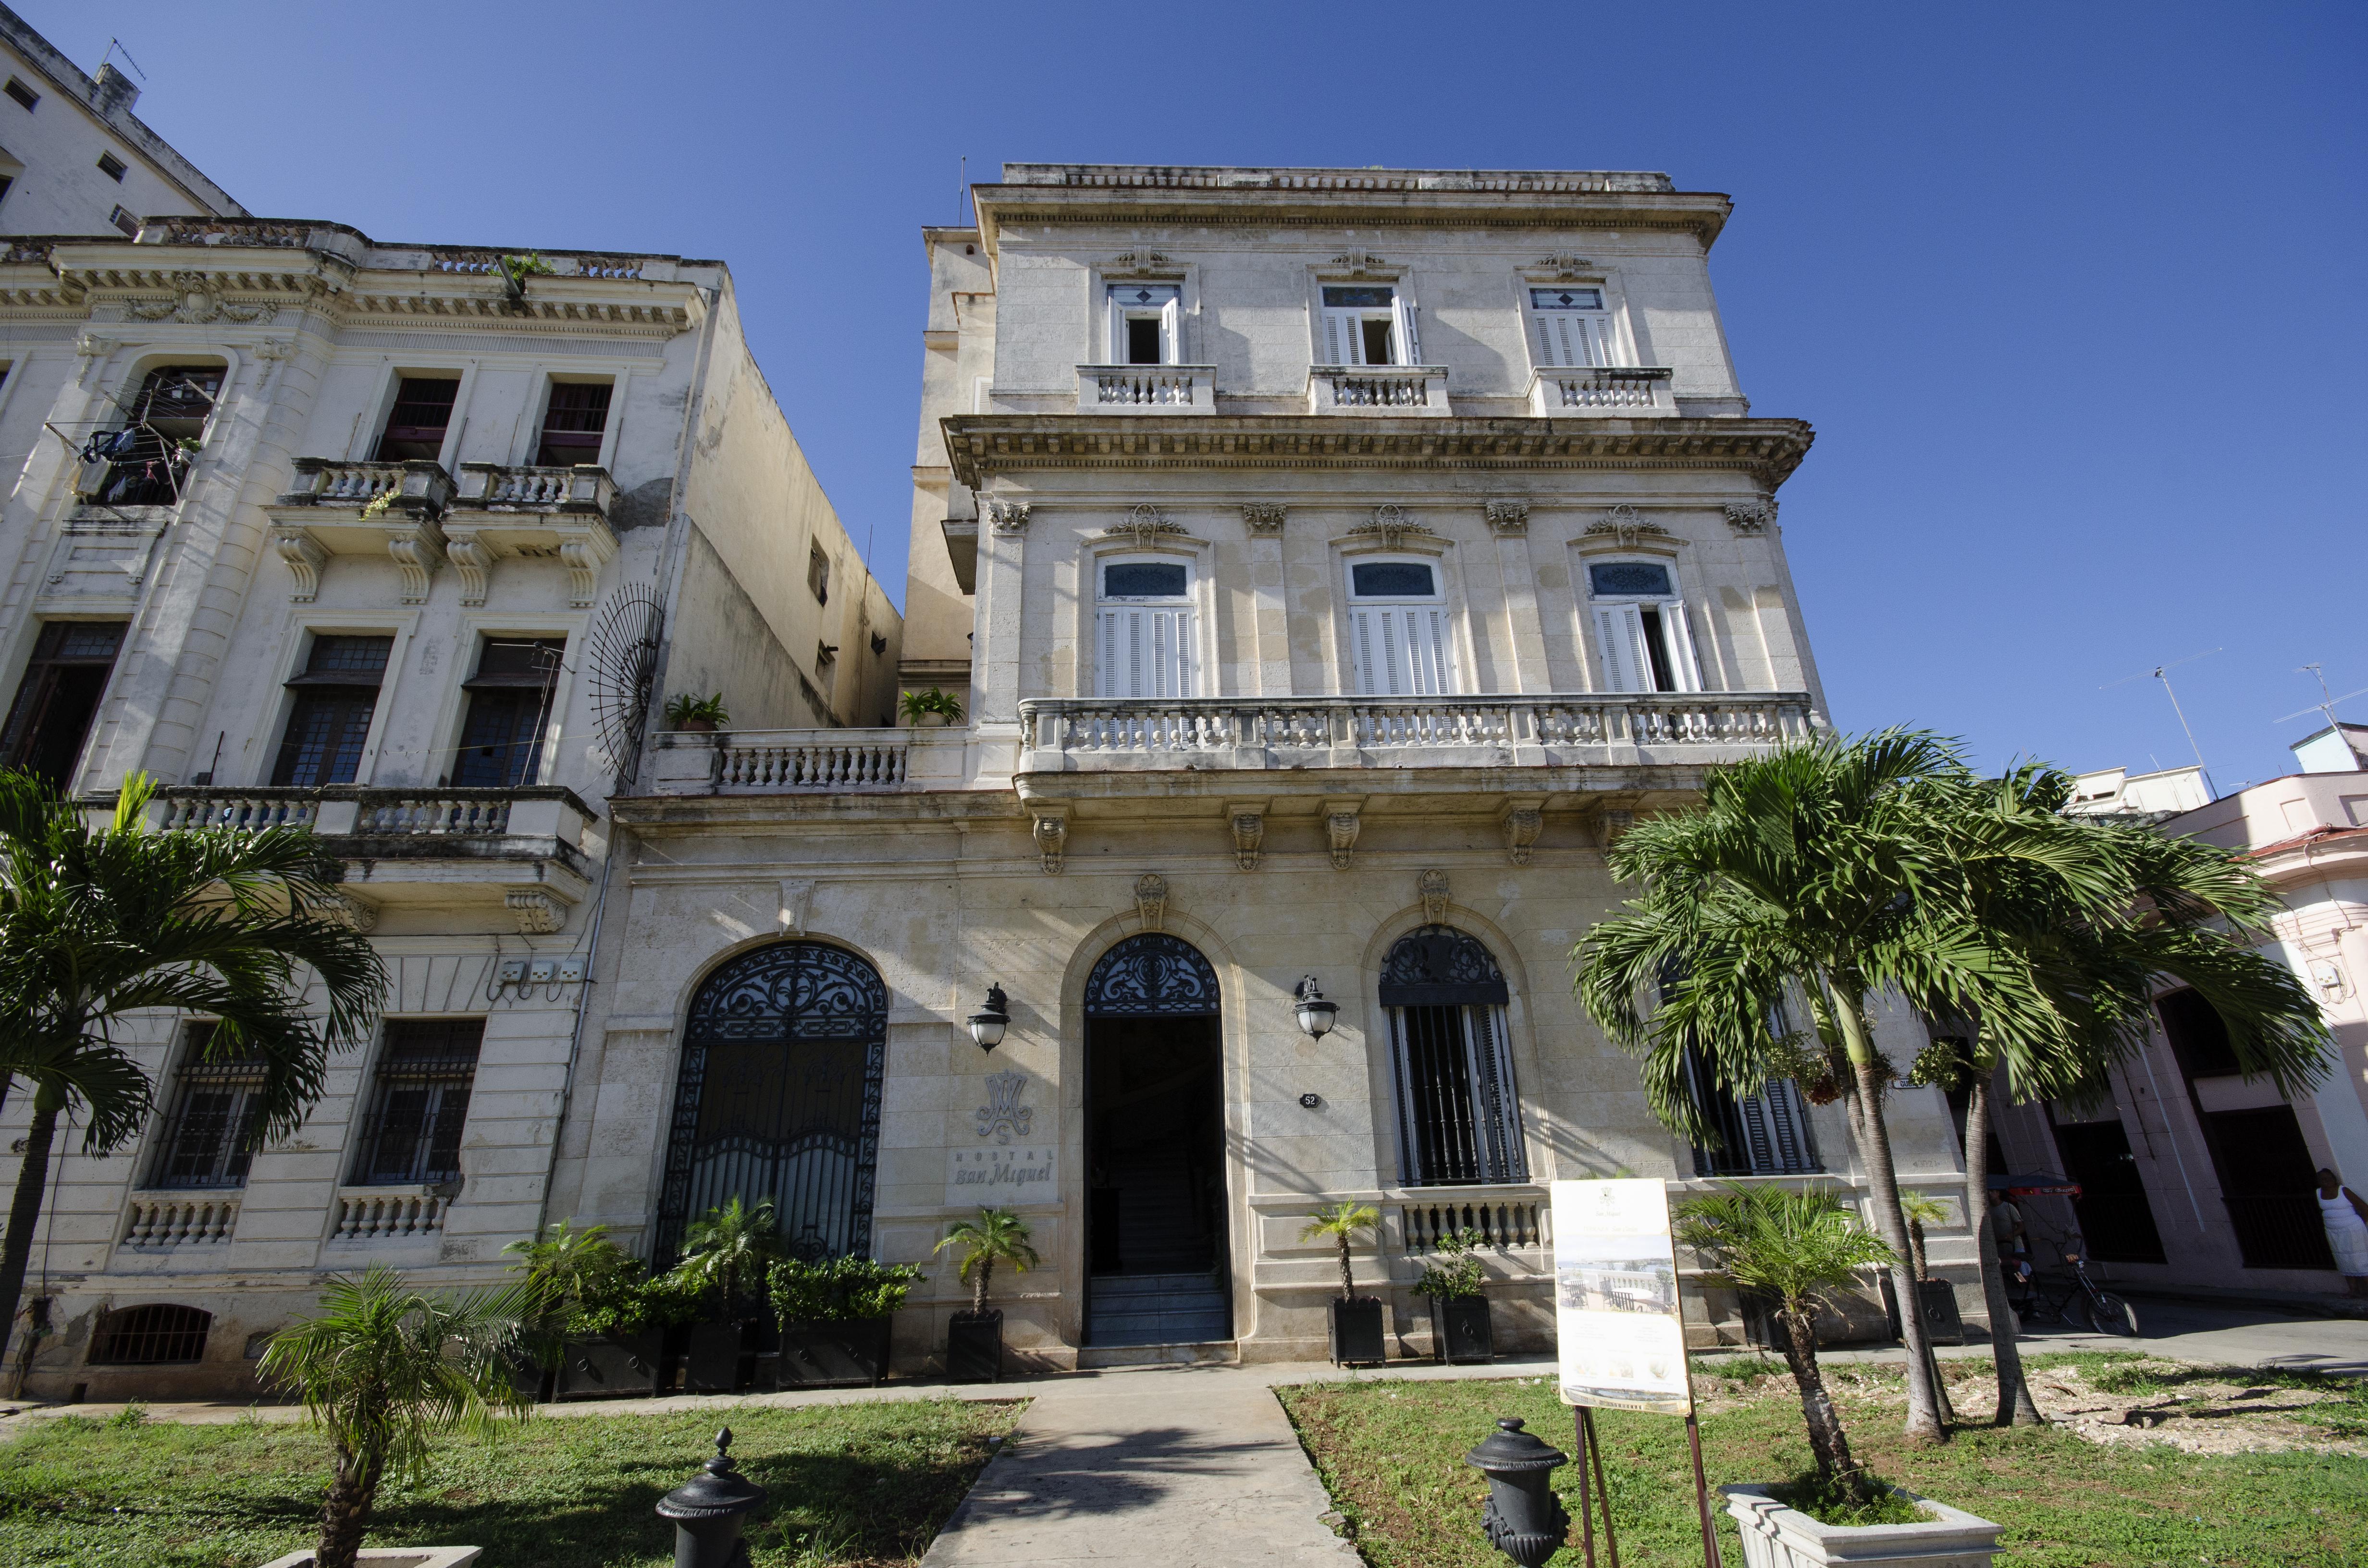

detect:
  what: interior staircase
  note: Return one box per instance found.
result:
[1086,1145,1230,1348]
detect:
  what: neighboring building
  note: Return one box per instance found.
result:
[574,163,1973,1371]
[1993,731,2368,1300]
[0,159,897,1389]
[2291,722,2367,777]
[0,7,241,238]
[2065,763,2210,821]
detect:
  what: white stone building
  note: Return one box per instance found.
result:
[574,164,1976,1372]
[0,182,898,1389]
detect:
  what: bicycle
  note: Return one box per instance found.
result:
[2003,1227,2141,1336]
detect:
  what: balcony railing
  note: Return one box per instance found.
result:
[451,462,616,518]
[331,1186,451,1242]
[278,457,454,515]
[121,1194,240,1248]
[151,785,590,843]
[1399,1194,1546,1253]
[1528,365,1675,416]
[1307,364,1449,415]
[651,729,932,794]
[1074,364,1217,414]
[1020,692,1818,772]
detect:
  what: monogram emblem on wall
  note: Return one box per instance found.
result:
[976,1069,1034,1145]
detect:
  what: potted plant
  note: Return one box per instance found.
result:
[1677,1186,2004,1567]
[1302,1201,1384,1366]
[935,1206,1038,1382]
[1894,1191,1964,1346]
[1417,1225,1494,1364]
[665,691,730,733]
[668,1197,783,1392]
[258,1264,536,1568]
[771,1254,924,1387]
[899,686,965,727]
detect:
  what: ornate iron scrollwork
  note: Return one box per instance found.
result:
[1084,933,1221,1017]
[1380,924,1510,1007]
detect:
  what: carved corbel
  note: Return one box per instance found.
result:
[777,878,814,934]
[988,499,1032,534]
[558,526,617,607]
[1724,499,1777,536]
[1501,800,1545,867]
[1600,808,1636,848]
[1229,808,1265,871]
[505,887,566,934]
[443,529,495,608]
[386,518,446,605]
[1418,868,1450,924]
[1133,873,1169,932]
[1326,806,1362,870]
[1241,503,1287,534]
[273,528,326,602]
[1031,806,1069,874]
[317,889,378,933]
[1484,501,1530,535]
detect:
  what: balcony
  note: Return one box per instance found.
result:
[330,1185,454,1243]
[649,727,965,795]
[1018,692,1818,773]
[1307,364,1449,415]
[446,463,619,607]
[1527,365,1676,417]
[268,459,454,604]
[152,785,592,933]
[1075,364,1218,414]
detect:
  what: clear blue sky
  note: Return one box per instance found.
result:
[35,1,2364,789]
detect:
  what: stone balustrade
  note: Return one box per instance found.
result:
[149,785,590,843]
[451,462,616,518]
[278,457,455,515]
[1307,364,1449,415]
[355,793,513,836]
[331,1187,451,1241]
[121,1194,240,1248]
[1020,692,1818,772]
[160,791,316,831]
[1398,1194,1547,1253]
[650,728,930,793]
[1529,364,1675,416]
[1074,364,1217,414]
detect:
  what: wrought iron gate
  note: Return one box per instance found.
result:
[655,942,887,1262]
[1381,925,1527,1186]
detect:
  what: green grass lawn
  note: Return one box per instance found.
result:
[0,1396,1023,1568]
[1278,1356,2368,1568]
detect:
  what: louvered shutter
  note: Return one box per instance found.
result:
[1593,604,1652,693]
[1534,310,1611,367]
[1663,600,1705,692]
[1095,607,1193,698]
[1321,309,1361,366]
[1352,606,1456,696]
[1394,297,1422,364]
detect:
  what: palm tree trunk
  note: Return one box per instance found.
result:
[316,1445,384,1568]
[1776,1304,1868,1501]
[0,1087,63,1368]
[1964,1068,2042,1425]
[971,1257,991,1316]
[1337,1236,1355,1300]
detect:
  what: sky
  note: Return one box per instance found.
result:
[31,0,2365,791]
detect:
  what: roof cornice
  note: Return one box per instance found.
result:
[942,415,1814,489]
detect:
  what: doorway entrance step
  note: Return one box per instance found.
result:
[1086,1271,1230,1348]
[1076,1337,1242,1370]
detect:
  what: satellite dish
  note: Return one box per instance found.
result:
[585,583,663,791]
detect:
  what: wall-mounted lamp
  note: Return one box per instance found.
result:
[966,983,1009,1051]
[1294,976,1338,1039]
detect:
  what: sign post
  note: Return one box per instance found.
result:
[1551,1178,1722,1568]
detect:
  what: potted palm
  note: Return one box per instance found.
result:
[665,691,729,733]
[1895,1191,1964,1346]
[668,1197,782,1393]
[1302,1201,1384,1366]
[505,1221,697,1400]
[1677,1186,2003,1568]
[1417,1226,1494,1364]
[935,1207,1037,1382]
[257,1264,536,1568]
[771,1254,923,1387]
[899,687,964,727]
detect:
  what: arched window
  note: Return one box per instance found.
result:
[656,942,888,1263]
[1084,933,1221,1017]
[90,1303,211,1364]
[1381,926,1526,1186]
[1586,558,1702,694]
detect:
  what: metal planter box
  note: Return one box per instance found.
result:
[777,1315,892,1388]
[556,1332,666,1400]
[1430,1294,1494,1364]
[947,1309,1003,1383]
[1722,1483,2002,1568]
[1329,1297,1386,1365]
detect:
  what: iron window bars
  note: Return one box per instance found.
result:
[1381,926,1528,1186]
[349,1020,483,1187]
[90,1303,211,1364]
[146,1024,271,1190]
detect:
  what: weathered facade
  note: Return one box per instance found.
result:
[0,198,897,1396]
[578,165,1977,1372]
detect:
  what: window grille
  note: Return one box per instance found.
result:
[375,377,459,461]
[454,637,563,787]
[1681,1048,1822,1176]
[1381,926,1526,1186]
[350,1020,483,1187]
[146,1024,270,1190]
[90,1304,211,1365]
[272,635,393,787]
[534,381,611,466]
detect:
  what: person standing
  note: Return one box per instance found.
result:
[2316,1168,2368,1297]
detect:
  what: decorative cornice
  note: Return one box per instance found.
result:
[1349,504,1432,549]
[1104,503,1191,548]
[942,415,1814,489]
[1583,504,1672,549]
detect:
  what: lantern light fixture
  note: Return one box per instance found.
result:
[967,983,1009,1051]
[1294,975,1339,1038]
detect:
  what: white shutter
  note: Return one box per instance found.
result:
[1321,309,1360,366]
[1352,607,1457,696]
[1593,604,1651,693]
[1096,608,1191,698]
[1161,295,1183,364]
[1664,600,1704,692]
[1533,310,1609,368]
[1394,297,1421,365]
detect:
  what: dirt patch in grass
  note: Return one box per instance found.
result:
[0,1396,1024,1568]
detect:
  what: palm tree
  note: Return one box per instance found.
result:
[934,1207,1039,1316]
[1300,1200,1381,1300]
[673,1197,783,1317]
[260,1265,540,1568]
[1898,1191,1949,1283]
[503,1220,641,1366]
[0,770,383,1365]
[1676,1187,1896,1502]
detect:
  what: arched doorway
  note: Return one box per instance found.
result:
[654,942,888,1262]
[1380,925,1527,1186]
[1083,933,1230,1346]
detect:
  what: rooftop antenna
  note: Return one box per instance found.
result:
[2101,647,2219,793]
[2273,663,2368,733]
[958,155,968,224]
[98,38,148,81]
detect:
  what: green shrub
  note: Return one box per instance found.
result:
[1413,1227,1488,1299]
[771,1256,926,1323]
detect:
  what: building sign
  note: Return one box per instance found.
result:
[947,1145,1058,1207]
[1552,1178,1692,1416]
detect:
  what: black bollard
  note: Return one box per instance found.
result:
[656,1426,768,1568]
[1464,1416,1572,1568]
